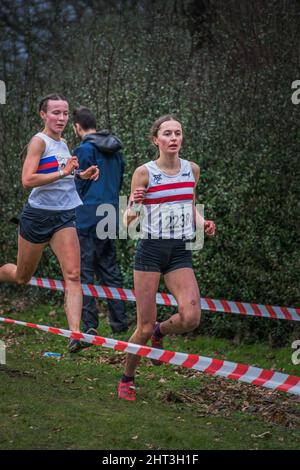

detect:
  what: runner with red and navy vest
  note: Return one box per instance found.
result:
[118,115,216,401]
[0,93,99,353]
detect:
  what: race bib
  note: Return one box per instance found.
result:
[160,203,194,238]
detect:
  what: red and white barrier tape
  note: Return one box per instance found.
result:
[29,277,300,322]
[1,315,299,396]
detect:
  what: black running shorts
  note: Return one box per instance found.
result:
[134,238,193,275]
[19,203,76,244]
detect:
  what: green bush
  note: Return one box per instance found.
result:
[1,1,299,344]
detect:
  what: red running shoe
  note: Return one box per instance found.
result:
[118,381,136,401]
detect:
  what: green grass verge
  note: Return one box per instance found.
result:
[0,304,300,450]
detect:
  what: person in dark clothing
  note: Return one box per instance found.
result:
[71,107,128,350]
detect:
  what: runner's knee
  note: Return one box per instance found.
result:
[178,298,200,314]
[138,322,155,340]
[64,269,81,284]
[178,300,201,331]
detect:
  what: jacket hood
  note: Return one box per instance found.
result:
[82,130,122,155]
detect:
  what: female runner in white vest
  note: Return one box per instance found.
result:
[118,115,216,400]
[0,93,99,351]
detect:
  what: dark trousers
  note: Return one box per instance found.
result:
[78,233,128,333]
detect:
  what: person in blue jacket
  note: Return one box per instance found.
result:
[71,107,128,350]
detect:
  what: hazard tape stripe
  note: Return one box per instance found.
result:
[28,277,300,322]
[0,317,300,395]
[1,316,299,396]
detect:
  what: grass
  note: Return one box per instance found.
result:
[0,303,300,450]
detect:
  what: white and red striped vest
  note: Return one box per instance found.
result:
[141,159,195,239]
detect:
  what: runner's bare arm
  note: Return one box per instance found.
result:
[123,165,149,227]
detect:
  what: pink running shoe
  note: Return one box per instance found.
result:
[118,381,136,401]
